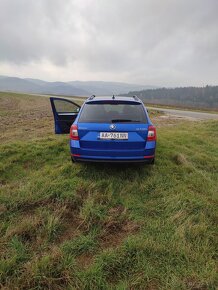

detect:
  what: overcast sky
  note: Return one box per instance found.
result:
[0,0,217,86]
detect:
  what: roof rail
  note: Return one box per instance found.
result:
[133,95,140,101]
[89,95,95,100]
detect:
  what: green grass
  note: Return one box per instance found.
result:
[0,92,218,289]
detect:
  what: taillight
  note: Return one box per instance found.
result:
[70,124,79,140]
[147,125,156,141]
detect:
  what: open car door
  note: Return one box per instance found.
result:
[50,97,81,134]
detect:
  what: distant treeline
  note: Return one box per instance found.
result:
[124,85,218,109]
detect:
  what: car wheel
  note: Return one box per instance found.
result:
[71,156,76,163]
[148,158,155,165]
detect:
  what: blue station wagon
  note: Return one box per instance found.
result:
[50,95,156,164]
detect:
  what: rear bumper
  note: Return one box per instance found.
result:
[72,156,154,163]
[71,154,155,163]
[70,140,156,163]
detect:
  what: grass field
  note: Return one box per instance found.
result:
[0,92,218,289]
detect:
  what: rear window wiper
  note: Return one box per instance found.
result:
[111,119,140,123]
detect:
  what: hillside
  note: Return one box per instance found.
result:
[68,81,156,95]
[0,75,155,96]
[124,86,218,110]
[0,92,217,289]
[0,76,89,96]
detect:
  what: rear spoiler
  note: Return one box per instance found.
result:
[86,100,142,104]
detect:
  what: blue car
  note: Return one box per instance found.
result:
[50,95,156,164]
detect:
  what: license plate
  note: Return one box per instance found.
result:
[100,132,128,140]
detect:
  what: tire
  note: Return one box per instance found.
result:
[71,156,76,163]
[148,158,155,165]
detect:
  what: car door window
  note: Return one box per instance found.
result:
[53,99,79,113]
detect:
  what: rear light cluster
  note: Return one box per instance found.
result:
[70,125,79,140]
[147,125,156,141]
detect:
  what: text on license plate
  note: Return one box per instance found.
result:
[100,132,128,140]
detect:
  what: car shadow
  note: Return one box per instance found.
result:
[76,161,154,181]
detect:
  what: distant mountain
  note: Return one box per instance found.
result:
[68,81,156,95]
[0,75,156,96]
[0,76,89,96]
[0,77,44,93]
[24,78,49,86]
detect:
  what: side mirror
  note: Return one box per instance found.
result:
[76,107,80,113]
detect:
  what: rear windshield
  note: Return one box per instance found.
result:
[79,102,147,123]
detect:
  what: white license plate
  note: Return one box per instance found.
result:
[100,132,128,140]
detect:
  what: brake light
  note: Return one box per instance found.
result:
[70,125,79,140]
[147,125,156,141]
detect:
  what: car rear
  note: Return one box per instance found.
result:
[70,97,156,163]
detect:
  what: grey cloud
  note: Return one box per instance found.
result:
[0,0,217,85]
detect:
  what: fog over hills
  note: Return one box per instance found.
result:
[0,75,155,96]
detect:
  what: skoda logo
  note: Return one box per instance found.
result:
[110,124,116,130]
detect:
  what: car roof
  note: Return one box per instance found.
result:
[85,96,142,103]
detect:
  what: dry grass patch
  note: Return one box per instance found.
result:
[174,153,190,166]
[5,215,42,242]
[99,206,141,249]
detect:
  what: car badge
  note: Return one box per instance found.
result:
[110,124,116,130]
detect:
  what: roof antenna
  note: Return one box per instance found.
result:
[112,95,115,99]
